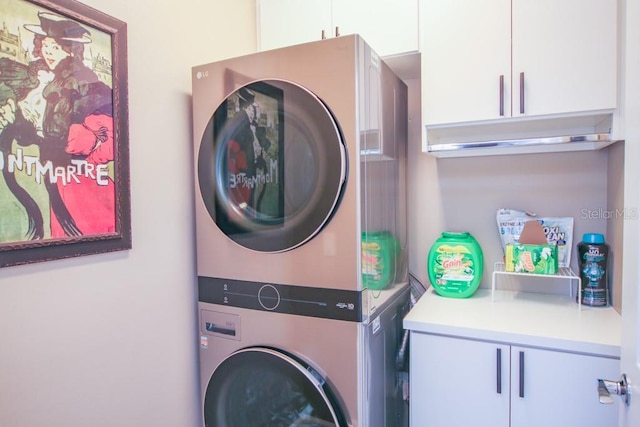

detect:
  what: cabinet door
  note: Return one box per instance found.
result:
[421,0,512,126]
[257,0,331,51]
[510,346,619,427]
[512,0,617,117]
[410,333,510,427]
[332,0,418,57]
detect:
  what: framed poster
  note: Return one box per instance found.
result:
[0,0,130,267]
[213,81,285,235]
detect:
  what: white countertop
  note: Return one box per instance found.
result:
[403,288,621,358]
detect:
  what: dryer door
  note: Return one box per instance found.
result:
[197,80,347,253]
[203,347,348,427]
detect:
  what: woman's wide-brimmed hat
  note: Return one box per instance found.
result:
[236,87,255,108]
[24,12,91,43]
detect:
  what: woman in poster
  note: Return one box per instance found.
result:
[226,87,260,215]
[0,11,114,241]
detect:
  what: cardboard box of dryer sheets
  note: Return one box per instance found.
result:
[505,221,559,275]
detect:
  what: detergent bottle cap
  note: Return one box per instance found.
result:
[582,233,605,244]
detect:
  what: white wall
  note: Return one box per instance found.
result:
[0,1,256,426]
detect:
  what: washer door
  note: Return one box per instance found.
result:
[198,80,347,253]
[203,347,347,427]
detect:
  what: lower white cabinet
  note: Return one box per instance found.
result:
[410,332,619,427]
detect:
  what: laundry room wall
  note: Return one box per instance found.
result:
[0,1,256,426]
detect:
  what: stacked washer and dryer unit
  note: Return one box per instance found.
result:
[192,35,410,427]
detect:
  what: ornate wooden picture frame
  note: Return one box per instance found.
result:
[0,0,130,267]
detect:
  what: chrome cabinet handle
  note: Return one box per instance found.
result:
[499,75,504,116]
[496,348,502,394]
[519,72,525,114]
[598,374,630,406]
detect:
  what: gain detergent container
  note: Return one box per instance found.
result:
[362,231,400,290]
[427,232,484,298]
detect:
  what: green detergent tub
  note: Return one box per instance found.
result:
[427,231,484,298]
[361,231,400,290]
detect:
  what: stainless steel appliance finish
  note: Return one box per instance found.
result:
[192,35,409,427]
[198,285,410,427]
[192,35,408,301]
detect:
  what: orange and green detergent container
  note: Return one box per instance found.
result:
[361,231,400,290]
[427,232,484,298]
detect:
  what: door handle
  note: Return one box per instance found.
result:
[496,348,502,394]
[519,72,525,114]
[519,351,525,398]
[499,75,504,116]
[598,374,630,406]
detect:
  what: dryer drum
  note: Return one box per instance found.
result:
[203,347,347,427]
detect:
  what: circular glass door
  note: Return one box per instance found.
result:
[197,80,347,252]
[203,347,347,427]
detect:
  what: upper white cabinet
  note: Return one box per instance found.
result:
[420,0,618,142]
[257,0,331,50]
[421,0,512,126]
[256,0,419,57]
[332,0,418,56]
